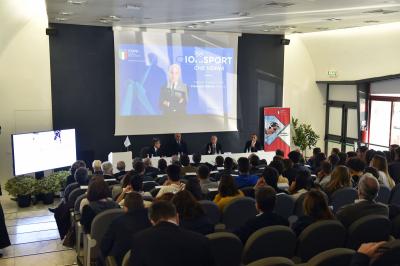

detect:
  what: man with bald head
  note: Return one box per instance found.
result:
[336,174,389,228]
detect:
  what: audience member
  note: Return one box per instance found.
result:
[292,189,334,236]
[257,167,288,194]
[214,155,224,169]
[347,151,358,159]
[269,160,289,185]
[185,177,204,200]
[275,149,285,158]
[113,161,126,181]
[180,154,197,175]
[213,174,244,210]
[116,173,152,207]
[101,161,114,180]
[172,190,213,234]
[289,169,312,199]
[315,161,332,187]
[249,154,262,174]
[349,241,387,266]
[357,146,369,164]
[331,148,340,156]
[66,160,86,187]
[170,133,188,156]
[328,154,340,168]
[156,164,185,198]
[244,133,262,152]
[100,192,151,265]
[365,149,376,166]
[63,167,88,202]
[307,147,321,167]
[191,153,202,167]
[92,160,103,175]
[336,174,389,228]
[130,201,215,266]
[337,152,348,166]
[205,135,223,155]
[235,186,288,243]
[143,158,159,178]
[311,152,327,174]
[285,151,310,184]
[323,165,352,196]
[370,154,395,188]
[364,166,380,180]
[347,158,366,187]
[80,178,119,233]
[234,157,259,188]
[197,165,218,194]
[389,146,400,184]
[157,158,168,174]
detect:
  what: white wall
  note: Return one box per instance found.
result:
[283,36,326,153]
[283,22,400,153]
[0,0,52,184]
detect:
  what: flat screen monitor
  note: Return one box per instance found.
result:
[12,129,77,176]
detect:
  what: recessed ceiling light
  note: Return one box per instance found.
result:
[265,2,295,8]
[55,17,69,21]
[99,19,111,24]
[125,4,142,10]
[202,21,214,25]
[67,0,87,5]
[108,15,121,21]
[59,11,73,16]
[326,18,342,21]
[186,24,198,29]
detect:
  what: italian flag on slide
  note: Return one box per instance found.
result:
[119,50,128,60]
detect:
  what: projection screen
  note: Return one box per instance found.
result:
[114,28,239,135]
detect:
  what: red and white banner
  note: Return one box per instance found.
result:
[264,107,291,156]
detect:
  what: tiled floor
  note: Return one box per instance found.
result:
[0,194,77,266]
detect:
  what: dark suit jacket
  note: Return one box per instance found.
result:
[389,161,400,184]
[130,221,215,266]
[349,253,370,266]
[147,146,163,157]
[205,143,223,155]
[170,140,188,156]
[284,163,310,185]
[159,83,188,114]
[114,171,126,181]
[336,200,389,228]
[179,215,214,235]
[244,140,263,153]
[65,174,76,187]
[234,211,288,243]
[100,209,151,265]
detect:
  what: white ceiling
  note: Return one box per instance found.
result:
[45,0,400,34]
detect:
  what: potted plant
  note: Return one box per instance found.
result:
[51,171,70,191]
[5,176,37,207]
[36,175,62,204]
[292,117,320,158]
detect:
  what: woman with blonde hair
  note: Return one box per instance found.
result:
[323,165,352,196]
[370,154,395,189]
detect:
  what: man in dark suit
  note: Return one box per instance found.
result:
[244,133,263,153]
[170,133,188,156]
[205,135,223,155]
[130,201,215,266]
[234,186,288,243]
[100,192,151,265]
[389,147,400,184]
[113,161,127,181]
[147,138,163,157]
[336,174,389,228]
[65,160,86,187]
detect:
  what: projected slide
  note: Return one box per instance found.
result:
[12,129,77,175]
[119,45,234,116]
[114,30,239,135]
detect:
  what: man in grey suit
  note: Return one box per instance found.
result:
[159,64,188,114]
[336,173,389,228]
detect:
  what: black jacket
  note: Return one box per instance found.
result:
[130,221,215,266]
[148,146,163,157]
[234,211,288,243]
[114,171,127,181]
[389,161,400,184]
[100,209,151,265]
[170,140,188,156]
[205,143,223,155]
[179,215,214,235]
[81,200,120,233]
[244,140,263,153]
[349,253,370,266]
[336,200,389,228]
[0,203,10,249]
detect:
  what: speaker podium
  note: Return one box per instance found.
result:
[108,151,132,172]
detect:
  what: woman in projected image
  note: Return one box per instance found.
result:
[159,64,188,114]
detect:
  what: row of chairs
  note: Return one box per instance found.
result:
[107,231,400,266]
